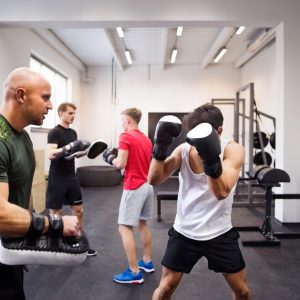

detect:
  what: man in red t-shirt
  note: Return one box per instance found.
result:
[103,107,154,284]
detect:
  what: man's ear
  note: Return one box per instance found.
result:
[217,127,223,135]
[15,88,26,104]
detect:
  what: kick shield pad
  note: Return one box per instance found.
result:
[0,224,89,266]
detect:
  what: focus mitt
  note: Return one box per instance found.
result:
[65,139,107,160]
[87,139,108,159]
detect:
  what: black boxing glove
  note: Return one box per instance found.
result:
[103,147,118,165]
[53,140,91,160]
[152,115,182,161]
[186,122,222,178]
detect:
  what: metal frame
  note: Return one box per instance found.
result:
[212,97,265,207]
[234,83,277,205]
[235,186,300,246]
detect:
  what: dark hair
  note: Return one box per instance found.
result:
[122,107,142,124]
[184,104,223,131]
[57,102,76,114]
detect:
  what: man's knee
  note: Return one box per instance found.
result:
[118,224,133,235]
[233,285,251,300]
[156,281,177,298]
[138,219,148,230]
[71,205,83,218]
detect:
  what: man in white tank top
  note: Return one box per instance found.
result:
[149,104,251,300]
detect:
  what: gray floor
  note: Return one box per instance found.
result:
[24,181,300,300]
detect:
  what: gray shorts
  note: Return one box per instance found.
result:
[118,182,154,227]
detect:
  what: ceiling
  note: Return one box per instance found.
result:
[50,26,273,71]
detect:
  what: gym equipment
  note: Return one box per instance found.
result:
[103,147,118,165]
[253,131,268,149]
[235,165,300,246]
[270,132,276,149]
[87,139,108,159]
[66,139,107,160]
[156,191,178,222]
[152,115,182,161]
[253,151,272,166]
[233,83,276,205]
[186,123,222,178]
[63,140,91,160]
[77,166,122,187]
[0,215,89,265]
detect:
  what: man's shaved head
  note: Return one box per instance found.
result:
[1,67,52,131]
[3,67,49,101]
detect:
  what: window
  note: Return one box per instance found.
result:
[30,56,69,129]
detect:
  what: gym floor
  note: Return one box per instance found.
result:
[25,180,300,300]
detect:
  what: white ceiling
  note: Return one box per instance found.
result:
[51,26,271,70]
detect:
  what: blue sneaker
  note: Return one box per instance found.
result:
[113,268,144,284]
[138,260,155,273]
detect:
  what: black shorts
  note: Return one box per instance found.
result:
[161,227,246,274]
[46,173,83,209]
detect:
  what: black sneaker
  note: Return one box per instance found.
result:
[87,249,97,257]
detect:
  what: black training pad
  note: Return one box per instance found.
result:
[2,231,89,254]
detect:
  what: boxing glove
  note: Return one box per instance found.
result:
[152,115,182,160]
[53,140,91,159]
[103,147,118,165]
[63,140,91,156]
[186,123,222,178]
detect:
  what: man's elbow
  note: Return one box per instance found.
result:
[148,176,159,186]
[147,170,163,186]
[214,189,231,200]
[114,160,125,170]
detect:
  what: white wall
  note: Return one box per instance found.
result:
[0,28,82,171]
[239,28,300,223]
[274,22,300,222]
[78,63,240,167]
[241,41,276,119]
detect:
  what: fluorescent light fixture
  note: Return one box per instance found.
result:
[235,28,276,68]
[125,50,132,64]
[236,26,245,35]
[248,29,274,52]
[214,47,227,63]
[116,27,124,38]
[170,49,177,64]
[176,26,183,36]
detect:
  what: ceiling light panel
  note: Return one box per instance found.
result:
[174,28,219,64]
[116,27,124,38]
[236,26,245,35]
[116,28,163,65]
[52,28,113,66]
[176,26,183,36]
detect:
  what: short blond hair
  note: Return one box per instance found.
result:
[57,102,76,115]
[122,107,142,124]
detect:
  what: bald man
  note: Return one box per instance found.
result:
[0,68,80,300]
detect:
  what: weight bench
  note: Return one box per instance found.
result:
[156,191,178,222]
[235,165,300,246]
